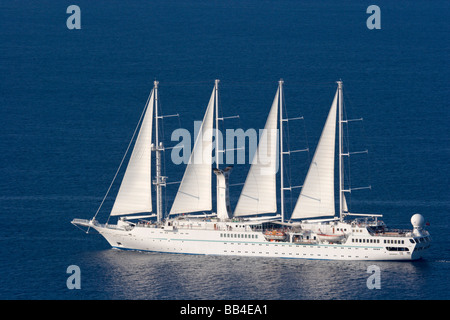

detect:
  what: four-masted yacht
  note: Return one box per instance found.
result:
[72,79,431,261]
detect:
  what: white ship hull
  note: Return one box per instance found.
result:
[73,218,431,261]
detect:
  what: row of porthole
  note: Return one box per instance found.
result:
[220,233,259,239]
[223,250,369,259]
[351,238,381,244]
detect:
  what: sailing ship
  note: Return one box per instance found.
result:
[72,79,431,261]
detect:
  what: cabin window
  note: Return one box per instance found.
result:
[386,247,409,252]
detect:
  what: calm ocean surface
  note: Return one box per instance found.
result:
[0,0,449,301]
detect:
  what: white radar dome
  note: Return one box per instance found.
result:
[411,213,425,228]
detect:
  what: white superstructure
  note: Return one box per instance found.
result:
[72,80,431,261]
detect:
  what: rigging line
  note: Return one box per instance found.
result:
[344,88,373,201]
[159,98,166,144]
[165,181,182,185]
[163,95,184,218]
[73,222,90,234]
[151,80,338,89]
[217,82,224,167]
[158,98,173,220]
[342,88,373,209]
[94,89,153,227]
[229,182,245,187]
[281,89,294,216]
[342,96,352,210]
[157,80,217,86]
[162,132,168,219]
[223,80,338,87]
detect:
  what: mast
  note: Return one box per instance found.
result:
[214,79,220,216]
[215,79,220,170]
[279,79,285,222]
[153,80,165,224]
[337,80,344,221]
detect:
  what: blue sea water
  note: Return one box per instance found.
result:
[0,0,449,301]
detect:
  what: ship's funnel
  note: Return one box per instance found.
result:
[213,166,233,220]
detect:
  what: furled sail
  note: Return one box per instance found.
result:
[290,89,338,219]
[169,87,215,215]
[110,90,154,216]
[233,87,279,217]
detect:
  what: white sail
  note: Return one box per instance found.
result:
[169,87,215,215]
[110,90,154,216]
[342,194,348,213]
[233,88,279,217]
[290,90,338,219]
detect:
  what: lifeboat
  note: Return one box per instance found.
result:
[264,230,287,241]
[316,233,345,242]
